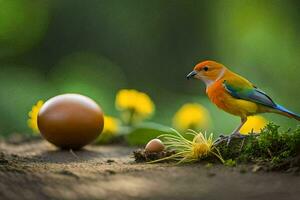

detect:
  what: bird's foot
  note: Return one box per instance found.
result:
[214,132,246,146]
[226,132,246,146]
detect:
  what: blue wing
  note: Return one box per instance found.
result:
[223,80,277,108]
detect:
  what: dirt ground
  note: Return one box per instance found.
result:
[0,139,299,200]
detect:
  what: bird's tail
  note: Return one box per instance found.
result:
[273,104,300,121]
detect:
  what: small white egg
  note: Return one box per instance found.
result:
[145,139,165,153]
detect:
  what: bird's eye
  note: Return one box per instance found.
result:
[203,66,209,71]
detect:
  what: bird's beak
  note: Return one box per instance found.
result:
[186,70,197,80]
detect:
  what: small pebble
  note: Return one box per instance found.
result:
[145,139,165,153]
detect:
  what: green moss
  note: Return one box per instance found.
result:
[224,159,236,167]
[216,123,300,170]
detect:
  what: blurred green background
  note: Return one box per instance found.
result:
[0,0,299,136]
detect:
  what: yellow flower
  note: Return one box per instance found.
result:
[103,116,119,135]
[115,89,155,124]
[149,129,224,164]
[96,115,120,143]
[172,103,211,131]
[240,115,268,134]
[192,133,214,158]
[27,100,44,133]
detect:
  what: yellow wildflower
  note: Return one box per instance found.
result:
[172,103,211,131]
[103,116,119,135]
[149,129,224,164]
[115,89,155,124]
[27,100,44,133]
[240,115,268,134]
[96,115,120,143]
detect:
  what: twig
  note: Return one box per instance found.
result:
[239,138,245,151]
[69,149,80,159]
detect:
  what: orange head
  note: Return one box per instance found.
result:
[186,60,227,86]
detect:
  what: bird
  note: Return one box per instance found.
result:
[186,60,300,141]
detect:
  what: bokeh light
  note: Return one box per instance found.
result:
[0,0,49,58]
[0,0,299,136]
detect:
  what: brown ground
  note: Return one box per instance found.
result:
[0,139,299,200]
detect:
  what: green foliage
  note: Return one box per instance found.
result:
[243,123,300,162]
[125,122,206,146]
[224,159,236,167]
[217,123,300,168]
[125,122,174,146]
[205,163,213,168]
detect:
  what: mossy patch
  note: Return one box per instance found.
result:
[216,123,300,171]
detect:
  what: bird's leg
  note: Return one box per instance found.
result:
[231,118,247,136]
[213,118,248,146]
[226,118,247,145]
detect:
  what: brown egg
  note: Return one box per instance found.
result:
[38,94,104,150]
[145,139,165,153]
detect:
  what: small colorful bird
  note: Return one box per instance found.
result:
[187,60,300,140]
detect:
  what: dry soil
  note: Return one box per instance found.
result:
[0,139,299,200]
